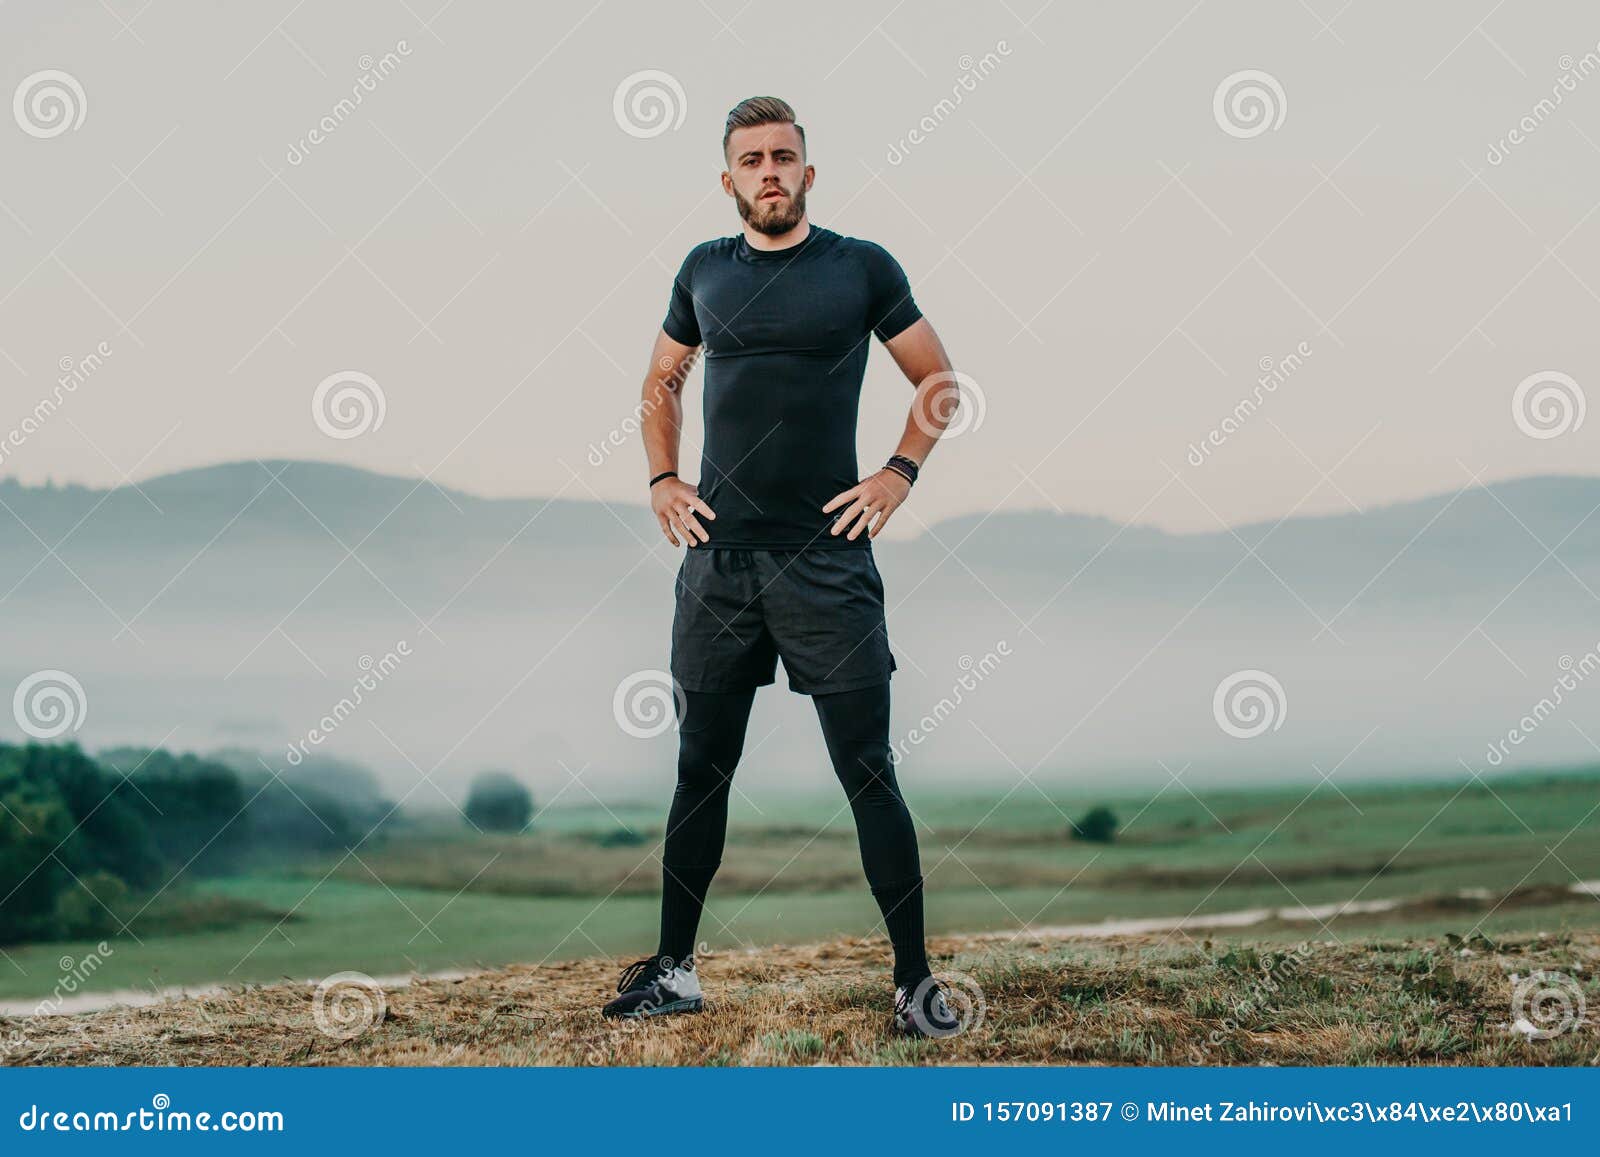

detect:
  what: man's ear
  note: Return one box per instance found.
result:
[720,170,735,197]
[804,164,816,191]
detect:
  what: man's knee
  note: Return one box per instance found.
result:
[831,743,902,801]
[677,724,745,788]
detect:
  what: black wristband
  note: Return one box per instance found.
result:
[649,470,678,488]
[885,455,920,485]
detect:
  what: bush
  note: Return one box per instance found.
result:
[593,827,646,848]
[50,869,128,939]
[463,771,533,833]
[1071,805,1119,843]
[1,744,159,943]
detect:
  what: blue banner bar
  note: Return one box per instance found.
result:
[2,1066,1596,1152]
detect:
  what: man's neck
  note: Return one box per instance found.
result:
[742,216,810,252]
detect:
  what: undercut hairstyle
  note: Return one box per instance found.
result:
[722,96,806,161]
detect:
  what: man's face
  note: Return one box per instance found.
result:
[723,122,812,236]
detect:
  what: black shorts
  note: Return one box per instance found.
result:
[670,547,897,696]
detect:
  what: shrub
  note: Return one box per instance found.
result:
[1071,805,1119,843]
[463,771,534,833]
[594,827,646,848]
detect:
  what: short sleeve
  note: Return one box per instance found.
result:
[864,243,923,342]
[662,246,704,347]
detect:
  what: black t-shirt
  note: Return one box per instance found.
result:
[662,225,922,549]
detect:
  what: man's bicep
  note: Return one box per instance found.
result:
[883,317,949,385]
[650,328,701,391]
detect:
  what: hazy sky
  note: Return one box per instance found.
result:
[4,0,1598,532]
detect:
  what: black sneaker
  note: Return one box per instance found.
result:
[892,976,961,1038]
[601,955,703,1019]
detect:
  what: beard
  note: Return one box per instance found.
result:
[735,182,807,235]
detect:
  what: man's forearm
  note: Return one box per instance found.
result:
[641,379,684,479]
[641,340,700,480]
[891,366,959,466]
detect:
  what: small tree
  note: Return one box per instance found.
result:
[1070,805,1119,844]
[464,771,533,833]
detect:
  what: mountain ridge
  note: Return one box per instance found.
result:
[6,458,1599,548]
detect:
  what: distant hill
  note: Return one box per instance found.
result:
[3,461,1599,795]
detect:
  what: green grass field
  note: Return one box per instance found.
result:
[3,769,1598,1004]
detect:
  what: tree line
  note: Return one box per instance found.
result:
[0,742,391,945]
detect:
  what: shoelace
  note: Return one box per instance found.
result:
[899,977,952,1014]
[615,957,663,994]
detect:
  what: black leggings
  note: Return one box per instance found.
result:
[657,684,928,985]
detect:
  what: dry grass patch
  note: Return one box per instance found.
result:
[4,930,1596,1067]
